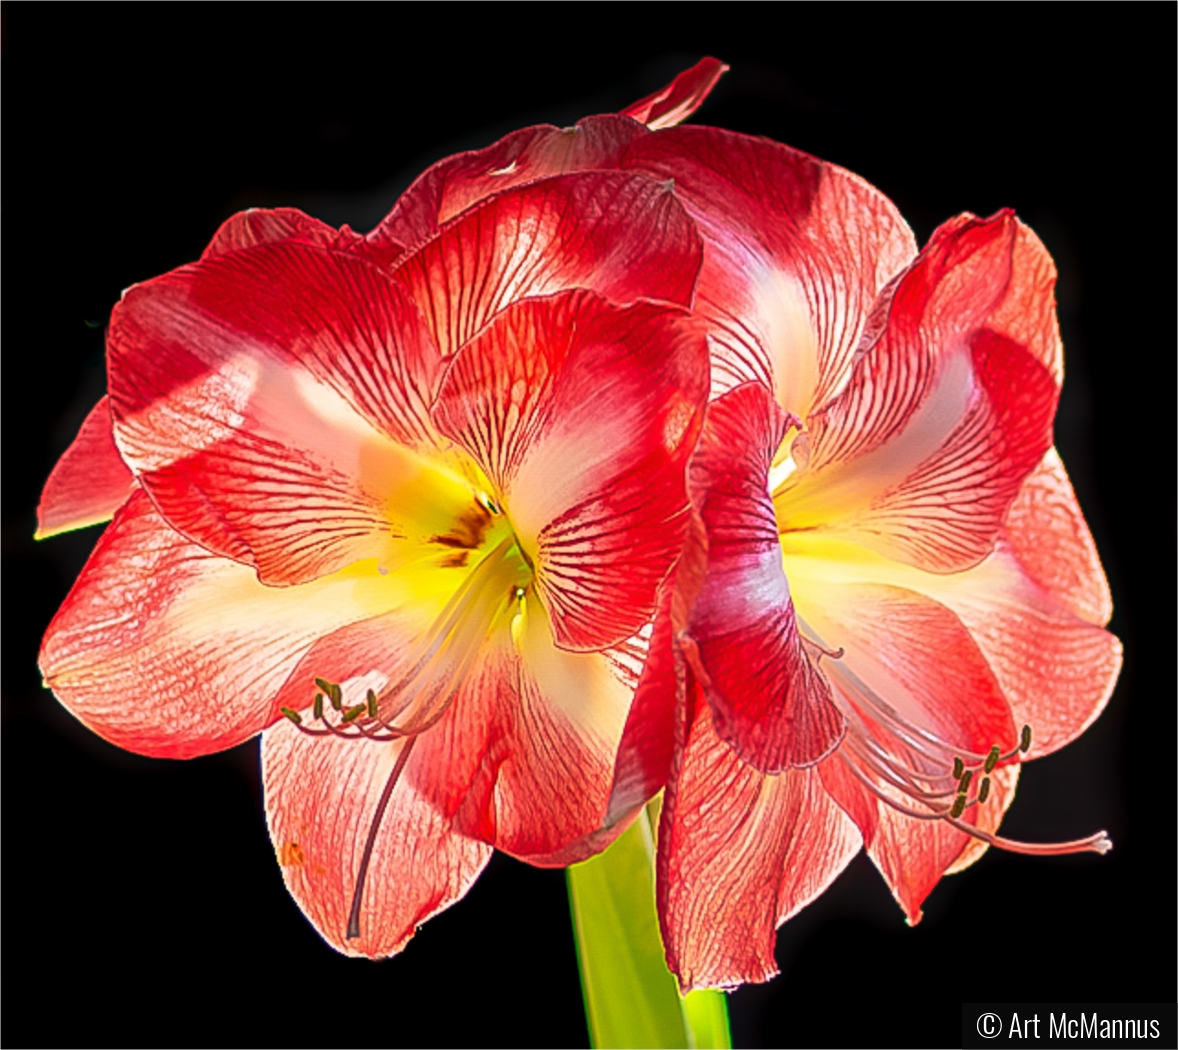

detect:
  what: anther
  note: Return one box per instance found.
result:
[366,689,379,718]
[313,693,324,720]
[1020,725,1032,752]
[342,703,366,723]
[958,769,973,795]
[280,706,302,725]
[950,794,967,819]
[952,756,965,779]
[985,745,1000,773]
[978,777,991,803]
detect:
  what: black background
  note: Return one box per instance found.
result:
[4,7,1174,1048]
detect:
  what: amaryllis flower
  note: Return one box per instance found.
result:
[36,157,711,953]
[633,132,1124,990]
[347,58,1122,990]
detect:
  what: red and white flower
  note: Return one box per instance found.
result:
[37,159,711,955]
[638,130,1123,991]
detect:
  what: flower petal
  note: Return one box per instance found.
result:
[619,57,729,130]
[621,126,917,411]
[658,691,861,991]
[782,525,1120,759]
[39,490,410,758]
[409,600,642,865]
[777,211,1058,573]
[1004,448,1112,626]
[35,395,135,539]
[262,719,492,957]
[369,116,649,251]
[605,582,681,824]
[686,383,844,772]
[203,206,407,268]
[432,290,708,651]
[107,241,461,584]
[788,578,1018,921]
[391,170,703,361]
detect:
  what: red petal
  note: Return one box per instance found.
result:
[1004,448,1112,626]
[107,241,446,583]
[204,206,406,269]
[391,170,702,360]
[779,211,1058,572]
[35,395,134,539]
[796,581,1017,921]
[38,490,400,758]
[619,57,729,130]
[409,604,644,864]
[621,126,917,412]
[686,383,844,771]
[782,526,1121,762]
[369,116,648,250]
[605,582,681,823]
[432,290,708,651]
[820,755,1020,924]
[658,692,861,991]
[262,719,492,957]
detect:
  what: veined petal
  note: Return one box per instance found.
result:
[605,582,681,824]
[621,126,917,410]
[659,693,861,991]
[369,117,649,250]
[365,56,726,251]
[262,719,492,957]
[35,395,135,539]
[203,205,407,269]
[107,241,463,584]
[790,580,1018,761]
[391,170,703,360]
[620,57,729,130]
[686,383,844,772]
[38,490,412,758]
[432,290,708,651]
[782,527,1120,758]
[819,755,1020,923]
[1004,448,1112,626]
[786,576,1018,921]
[409,597,643,864]
[777,211,1058,573]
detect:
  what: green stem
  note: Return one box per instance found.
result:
[567,802,732,1049]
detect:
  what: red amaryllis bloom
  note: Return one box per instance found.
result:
[347,58,1120,989]
[36,159,710,953]
[636,133,1123,990]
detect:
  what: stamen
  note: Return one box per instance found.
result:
[279,706,302,725]
[313,693,324,720]
[801,615,1106,865]
[946,819,1112,858]
[291,536,529,745]
[346,736,419,941]
[984,745,1000,773]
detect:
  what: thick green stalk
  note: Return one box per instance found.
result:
[567,803,731,1049]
